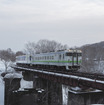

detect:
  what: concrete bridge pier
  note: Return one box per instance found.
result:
[33,76,62,105]
[43,80,62,105]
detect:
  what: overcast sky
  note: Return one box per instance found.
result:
[0,0,104,51]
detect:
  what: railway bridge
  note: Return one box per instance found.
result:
[12,65,104,91]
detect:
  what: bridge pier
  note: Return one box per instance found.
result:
[4,73,22,105]
[22,71,63,105]
[33,76,62,105]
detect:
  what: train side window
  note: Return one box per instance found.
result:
[59,55,61,59]
[52,56,54,59]
[50,56,51,59]
[29,56,31,61]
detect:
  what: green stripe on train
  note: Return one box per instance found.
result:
[32,61,82,63]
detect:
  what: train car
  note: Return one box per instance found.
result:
[16,50,82,70]
[32,50,82,70]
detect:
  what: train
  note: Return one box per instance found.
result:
[16,50,82,71]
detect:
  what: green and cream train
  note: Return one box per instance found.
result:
[16,50,82,70]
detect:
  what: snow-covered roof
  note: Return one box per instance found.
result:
[4,73,23,78]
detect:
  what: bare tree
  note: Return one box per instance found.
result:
[0,48,15,72]
[25,39,68,54]
[36,39,68,53]
[24,42,36,55]
[16,51,24,56]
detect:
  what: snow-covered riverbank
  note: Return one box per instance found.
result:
[0,75,4,105]
[0,62,5,105]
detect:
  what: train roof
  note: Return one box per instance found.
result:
[16,50,82,57]
[34,50,82,55]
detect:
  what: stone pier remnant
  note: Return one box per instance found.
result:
[68,87,104,105]
[4,73,22,105]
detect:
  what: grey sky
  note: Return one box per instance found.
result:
[0,0,104,51]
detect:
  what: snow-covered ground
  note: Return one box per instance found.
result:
[0,62,5,105]
[0,77,4,105]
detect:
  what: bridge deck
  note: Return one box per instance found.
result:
[12,65,104,90]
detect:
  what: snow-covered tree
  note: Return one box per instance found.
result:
[0,48,15,72]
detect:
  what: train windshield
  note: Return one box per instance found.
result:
[66,53,73,56]
[66,52,82,56]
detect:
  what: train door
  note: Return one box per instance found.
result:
[58,54,63,65]
[72,53,78,66]
[78,53,82,65]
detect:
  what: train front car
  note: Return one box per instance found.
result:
[31,50,82,71]
[65,50,82,70]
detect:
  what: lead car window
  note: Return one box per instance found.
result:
[66,53,82,56]
[66,53,73,56]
